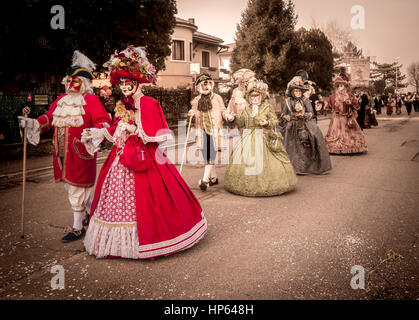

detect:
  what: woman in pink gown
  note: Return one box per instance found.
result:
[81,46,207,259]
[324,73,368,154]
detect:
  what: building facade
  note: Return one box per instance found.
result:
[157,17,228,89]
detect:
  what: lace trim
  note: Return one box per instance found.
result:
[26,120,41,146]
[84,216,141,259]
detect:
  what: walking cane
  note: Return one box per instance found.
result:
[20,106,31,239]
[179,115,193,175]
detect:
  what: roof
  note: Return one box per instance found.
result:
[193,31,224,45]
[175,17,198,32]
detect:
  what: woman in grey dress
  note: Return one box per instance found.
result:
[279,77,332,175]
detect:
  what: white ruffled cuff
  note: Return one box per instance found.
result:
[82,128,107,156]
[26,120,41,146]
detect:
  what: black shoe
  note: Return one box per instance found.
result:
[199,179,209,191]
[209,177,218,186]
[82,213,90,227]
[61,227,86,243]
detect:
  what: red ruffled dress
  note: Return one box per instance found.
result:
[83,91,207,259]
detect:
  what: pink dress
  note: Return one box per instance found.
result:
[325,91,368,154]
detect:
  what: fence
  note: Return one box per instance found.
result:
[0,94,58,145]
[0,88,233,145]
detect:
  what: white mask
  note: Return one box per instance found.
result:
[119,78,139,97]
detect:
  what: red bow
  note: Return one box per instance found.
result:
[123,96,136,110]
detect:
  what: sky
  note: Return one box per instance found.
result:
[176,0,419,90]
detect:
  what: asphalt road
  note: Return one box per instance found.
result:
[0,114,418,300]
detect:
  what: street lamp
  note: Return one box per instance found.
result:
[395,56,400,93]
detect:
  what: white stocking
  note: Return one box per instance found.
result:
[73,211,84,230]
[203,164,212,183]
[210,165,217,179]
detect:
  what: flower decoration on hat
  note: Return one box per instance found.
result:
[245,78,269,101]
[286,76,309,97]
[104,46,157,86]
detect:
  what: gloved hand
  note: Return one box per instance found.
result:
[227,114,235,122]
[81,127,106,143]
[282,114,291,122]
[188,109,195,117]
[17,116,35,129]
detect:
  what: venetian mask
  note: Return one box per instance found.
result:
[249,92,262,105]
[198,80,213,95]
[337,84,346,92]
[293,88,302,98]
[66,76,83,93]
[119,78,139,96]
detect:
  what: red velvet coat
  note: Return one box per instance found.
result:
[36,94,111,187]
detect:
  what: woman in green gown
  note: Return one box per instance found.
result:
[224,79,297,197]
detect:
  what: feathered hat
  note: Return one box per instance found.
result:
[232,68,255,84]
[286,76,309,97]
[333,73,350,88]
[66,50,96,80]
[104,46,157,86]
[245,78,269,101]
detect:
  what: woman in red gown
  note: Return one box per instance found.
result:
[81,46,207,259]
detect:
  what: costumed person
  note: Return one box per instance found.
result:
[395,95,403,115]
[82,46,207,259]
[354,88,368,130]
[224,79,297,196]
[386,93,395,116]
[324,73,368,154]
[305,80,322,123]
[404,93,413,116]
[227,68,255,117]
[18,51,111,242]
[279,77,332,175]
[188,73,232,191]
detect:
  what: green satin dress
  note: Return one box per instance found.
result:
[224,102,298,197]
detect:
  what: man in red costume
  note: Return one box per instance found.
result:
[81,46,207,259]
[18,51,111,242]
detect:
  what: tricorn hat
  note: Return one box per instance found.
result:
[195,73,213,87]
[66,50,96,80]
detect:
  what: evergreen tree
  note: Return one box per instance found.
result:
[1,0,177,93]
[370,61,407,92]
[231,0,297,92]
[291,27,334,91]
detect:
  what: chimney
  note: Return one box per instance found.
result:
[188,18,195,25]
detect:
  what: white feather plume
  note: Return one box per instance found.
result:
[71,50,96,71]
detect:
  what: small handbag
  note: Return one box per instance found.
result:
[119,135,152,172]
[267,131,283,153]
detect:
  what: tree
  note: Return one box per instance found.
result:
[290,28,334,91]
[0,0,177,93]
[231,0,297,92]
[407,62,419,94]
[321,20,353,54]
[370,61,407,93]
